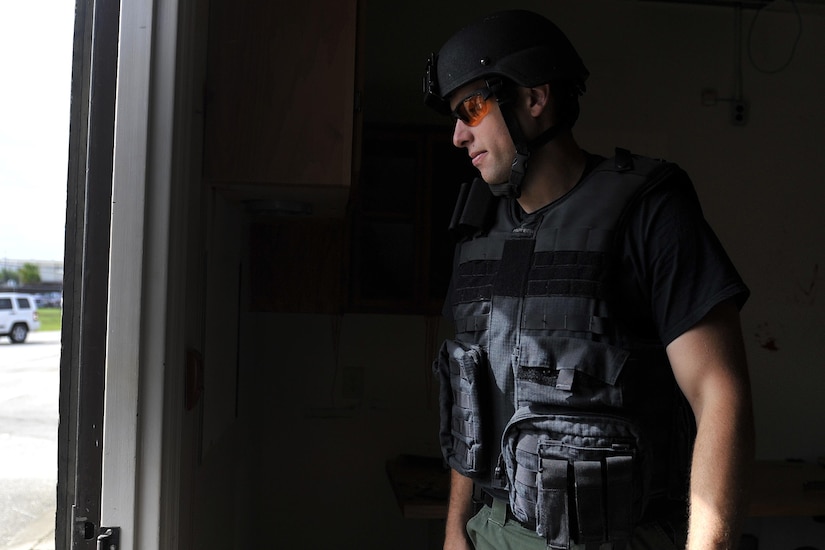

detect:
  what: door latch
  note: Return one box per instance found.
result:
[97,527,120,550]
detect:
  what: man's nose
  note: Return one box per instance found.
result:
[452,120,471,148]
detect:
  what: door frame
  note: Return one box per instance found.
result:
[59,0,204,548]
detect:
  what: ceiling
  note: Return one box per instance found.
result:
[636,0,819,8]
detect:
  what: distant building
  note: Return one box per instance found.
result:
[0,258,64,293]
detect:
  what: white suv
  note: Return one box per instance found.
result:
[0,293,41,343]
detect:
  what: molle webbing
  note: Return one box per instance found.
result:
[494,238,536,296]
[440,152,690,547]
[454,247,611,337]
[521,311,610,334]
[457,233,613,300]
[528,250,606,299]
[451,155,682,341]
[506,417,640,549]
[454,312,491,334]
[537,459,569,546]
[453,246,608,295]
[434,340,489,475]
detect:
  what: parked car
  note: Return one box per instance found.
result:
[0,292,41,343]
[36,291,62,308]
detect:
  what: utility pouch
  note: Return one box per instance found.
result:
[434,339,488,476]
[501,407,650,549]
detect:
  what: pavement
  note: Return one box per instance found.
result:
[0,330,59,550]
[3,510,54,550]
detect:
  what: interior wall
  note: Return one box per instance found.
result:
[366,0,825,462]
[191,1,825,548]
[236,312,451,550]
[364,1,825,546]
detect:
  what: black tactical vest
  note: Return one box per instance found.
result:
[435,151,695,549]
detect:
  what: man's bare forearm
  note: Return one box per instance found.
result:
[667,302,755,549]
[686,389,754,549]
[444,469,475,550]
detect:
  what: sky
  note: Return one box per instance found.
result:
[0,1,74,262]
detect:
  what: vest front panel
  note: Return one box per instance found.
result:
[446,156,686,496]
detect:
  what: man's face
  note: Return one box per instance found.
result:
[449,80,516,186]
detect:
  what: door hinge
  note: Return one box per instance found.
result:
[97,527,120,550]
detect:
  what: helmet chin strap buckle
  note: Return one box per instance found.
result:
[489,181,519,198]
[488,83,566,200]
[488,150,529,198]
[488,122,566,199]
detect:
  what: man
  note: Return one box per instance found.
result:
[425,10,754,550]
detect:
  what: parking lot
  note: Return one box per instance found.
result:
[0,330,60,549]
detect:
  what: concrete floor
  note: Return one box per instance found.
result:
[0,330,59,550]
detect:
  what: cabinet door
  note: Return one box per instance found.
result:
[204,0,357,188]
[350,125,477,314]
[249,219,345,313]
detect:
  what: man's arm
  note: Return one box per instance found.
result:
[444,469,475,550]
[666,300,755,550]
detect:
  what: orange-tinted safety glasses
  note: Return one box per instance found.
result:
[451,87,495,127]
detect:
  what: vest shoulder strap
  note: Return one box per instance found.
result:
[449,177,497,240]
[599,149,690,237]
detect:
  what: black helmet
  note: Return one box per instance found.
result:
[424,10,589,114]
[424,10,589,198]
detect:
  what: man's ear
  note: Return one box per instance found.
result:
[527,84,552,116]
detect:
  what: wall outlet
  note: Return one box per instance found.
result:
[731,100,748,126]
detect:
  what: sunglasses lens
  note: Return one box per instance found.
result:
[458,93,491,126]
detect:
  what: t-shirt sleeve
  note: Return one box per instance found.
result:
[622,167,749,346]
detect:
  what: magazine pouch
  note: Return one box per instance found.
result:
[434,339,488,476]
[502,407,650,549]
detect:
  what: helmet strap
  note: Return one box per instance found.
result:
[491,99,566,199]
[493,101,529,198]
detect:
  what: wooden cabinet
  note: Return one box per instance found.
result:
[249,219,346,313]
[203,0,359,211]
[247,125,477,315]
[349,125,477,314]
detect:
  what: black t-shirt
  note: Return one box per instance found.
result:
[445,153,749,346]
[616,166,749,345]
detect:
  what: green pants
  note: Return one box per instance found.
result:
[466,499,686,550]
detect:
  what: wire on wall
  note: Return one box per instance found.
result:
[330,314,342,406]
[735,4,744,100]
[747,0,802,73]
